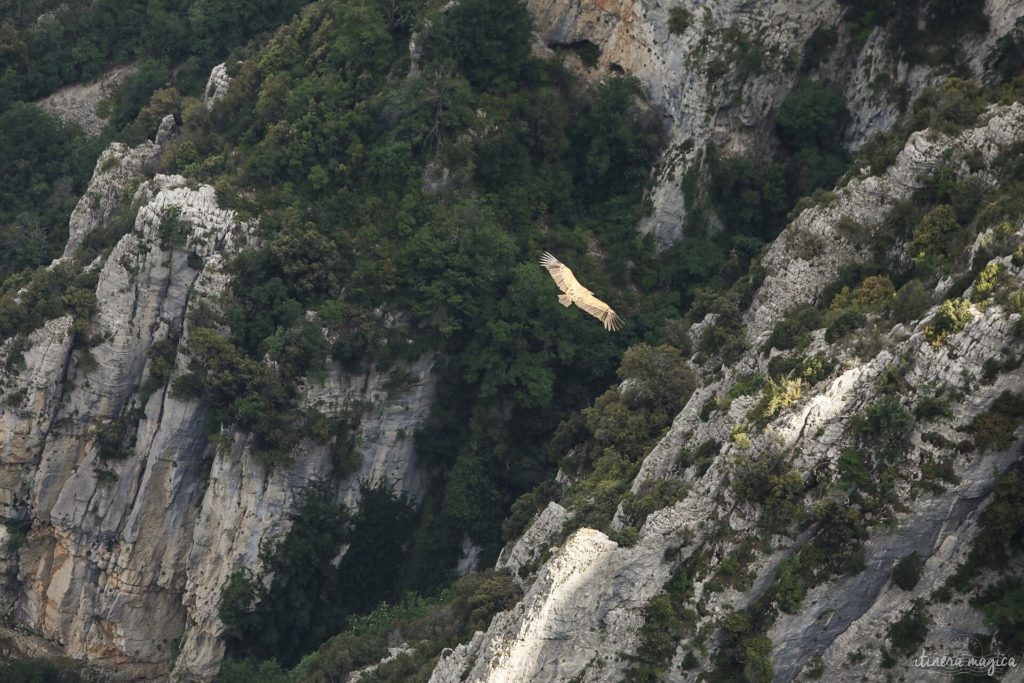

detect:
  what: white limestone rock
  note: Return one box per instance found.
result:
[496,502,568,581]
[0,125,438,678]
[203,64,231,109]
[62,142,160,259]
[428,102,1024,683]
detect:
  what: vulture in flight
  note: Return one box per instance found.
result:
[540,252,622,331]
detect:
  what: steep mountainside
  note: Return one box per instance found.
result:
[0,125,435,679]
[0,0,1022,682]
[435,97,1024,683]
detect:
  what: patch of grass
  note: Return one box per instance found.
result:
[748,376,803,423]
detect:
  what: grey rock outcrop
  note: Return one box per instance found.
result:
[527,0,1024,248]
[36,65,137,136]
[62,142,162,259]
[495,502,567,581]
[203,64,231,109]
[0,108,435,680]
[174,355,434,679]
[429,102,1024,683]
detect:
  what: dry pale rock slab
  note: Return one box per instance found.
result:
[63,142,161,259]
[36,65,137,136]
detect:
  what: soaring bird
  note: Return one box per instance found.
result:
[539,252,622,331]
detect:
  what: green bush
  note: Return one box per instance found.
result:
[912,204,970,269]
[219,482,416,667]
[765,305,822,351]
[888,600,931,655]
[217,658,290,683]
[987,17,1024,83]
[731,450,804,531]
[0,104,105,280]
[292,570,521,683]
[801,27,838,72]
[0,659,83,683]
[777,81,847,151]
[620,478,688,527]
[698,304,749,363]
[91,420,132,459]
[629,564,696,679]
[617,344,697,416]
[947,467,1024,595]
[855,394,914,460]
[969,391,1024,452]
[720,374,766,412]
[676,438,720,476]
[708,153,790,242]
[925,298,973,347]
[767,353,834,385]
[976,578,1024,656]
[889,279,931,323]
[824,309,866,343]
[892,552,924,590]
[838,448,872,487]
[829,275,894,313]
[749,376,803,422]
[425,0,534,90]
[776,80,848,196]
[668,8,693,35]
[711,609,774,682]
[776,558,807,613]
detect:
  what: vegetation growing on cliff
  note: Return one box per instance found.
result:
[2,0,1023,680]
[220,482,416,667]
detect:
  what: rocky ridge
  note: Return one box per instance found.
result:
[429,101,1024,682]
[36,66,138,137]
[527,0,1024,247]
[1,77,436,678]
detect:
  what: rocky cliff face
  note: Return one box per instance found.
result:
[528,0,1024,246]
[430,100,1024,682]
[0,96,435,678]
[36,66,138,137]
[7,3,1024,681]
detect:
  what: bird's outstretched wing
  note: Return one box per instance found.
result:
[539,251,622,331]
[539,251,586,295]
[573,291,622,331]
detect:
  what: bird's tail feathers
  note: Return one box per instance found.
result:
[604,312,623,332]
[558,294,573,307]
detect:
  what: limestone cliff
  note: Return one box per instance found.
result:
[6,2,1024,681]
[527,0,1024,246]
[0,102,435,679]
[430,100,1024,682]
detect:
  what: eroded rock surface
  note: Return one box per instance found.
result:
[429,102,1024,683]
[36,65,137,136]
[0,127,436,679]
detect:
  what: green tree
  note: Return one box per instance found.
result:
[427,0,534,90]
